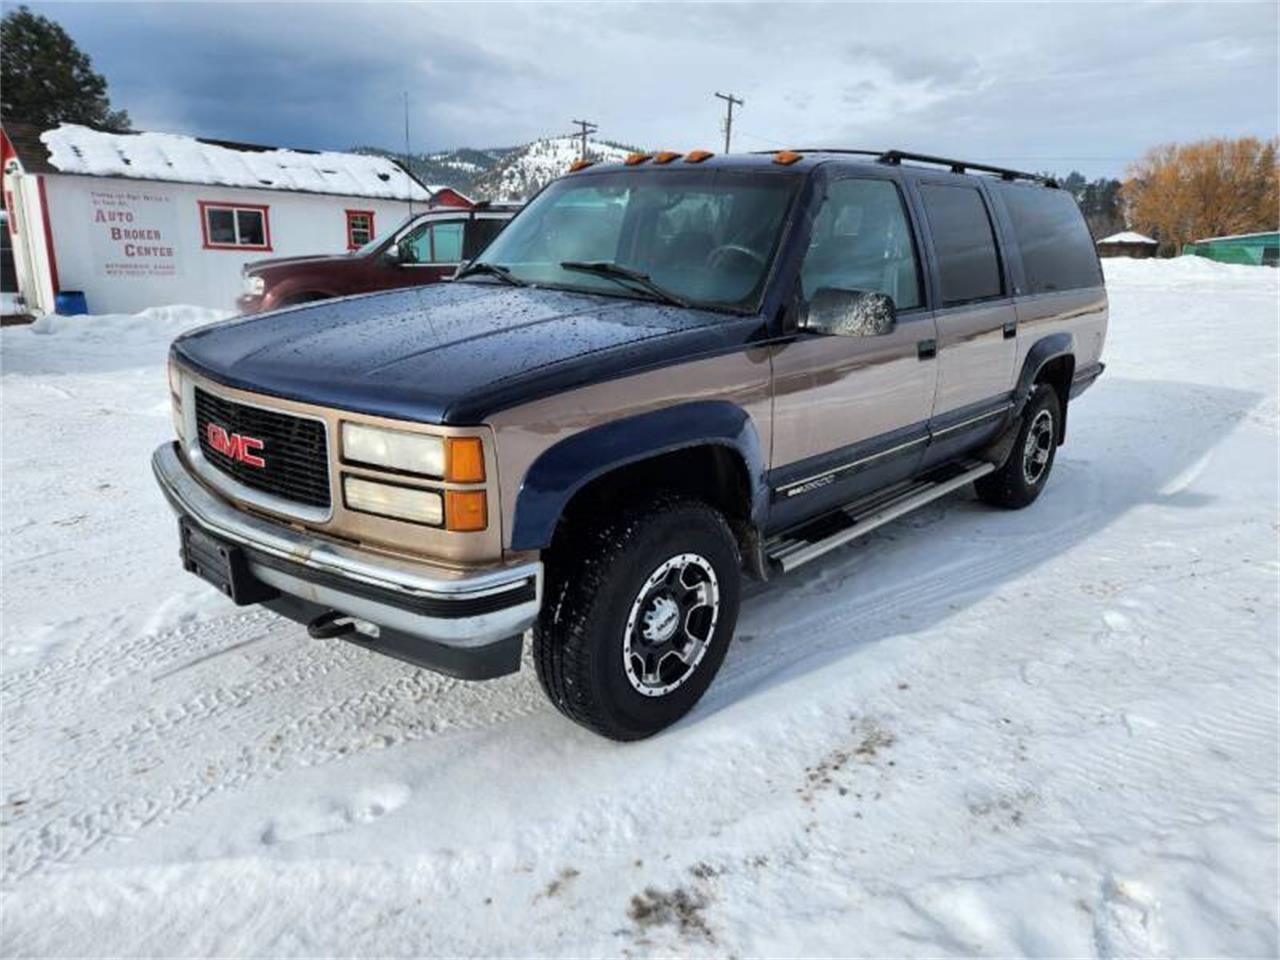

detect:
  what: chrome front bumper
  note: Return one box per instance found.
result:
[152,442,542,657]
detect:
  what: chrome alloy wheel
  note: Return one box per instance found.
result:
[1022,409,1055,485]
[622,553,720,697]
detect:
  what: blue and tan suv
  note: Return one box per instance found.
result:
[155,147,1107,740]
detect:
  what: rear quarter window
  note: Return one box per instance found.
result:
[999,185,1102,293]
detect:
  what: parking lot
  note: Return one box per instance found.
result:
[1,258,1276,956]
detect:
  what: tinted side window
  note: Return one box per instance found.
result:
[918,184,1003,304]
[800,178,922,310]
[465,218,507,260]
[1000,186,1102,292]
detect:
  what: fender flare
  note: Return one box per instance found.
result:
[1015,332,1075,409]
[509,400,768,551]
[1014,332,1076,442]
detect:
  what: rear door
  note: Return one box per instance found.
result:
[769,174,938,531]
[912,179,1018,466]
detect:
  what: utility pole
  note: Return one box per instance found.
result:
[714,91,744,154]
[403,91,414,216]
[571,119,598,160]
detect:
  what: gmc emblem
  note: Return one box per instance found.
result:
[206,423,266,468]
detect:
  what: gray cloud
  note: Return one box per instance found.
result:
[21,0,1278,178]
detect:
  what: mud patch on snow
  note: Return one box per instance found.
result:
[627,885,715,943]
[798,716,897,804]
[536,866,580,901]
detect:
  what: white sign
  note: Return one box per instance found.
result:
[88,188,181,279]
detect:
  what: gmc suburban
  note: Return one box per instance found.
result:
[154,147,1107,740]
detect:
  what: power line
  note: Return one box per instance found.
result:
[714,92,744,154]
[571,119,598,160]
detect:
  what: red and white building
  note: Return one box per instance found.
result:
[0,122,473,315]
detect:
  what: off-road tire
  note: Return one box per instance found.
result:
[534,497,741,741]
[975,384,1061,509]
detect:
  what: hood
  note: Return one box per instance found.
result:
[245,252,358,275]
[172,283,761,424]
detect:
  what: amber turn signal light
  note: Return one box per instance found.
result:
[445,490,488,532]
[684,150,713,163]
[445,437,485,483]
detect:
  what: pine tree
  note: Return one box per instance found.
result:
[1,5,130,130]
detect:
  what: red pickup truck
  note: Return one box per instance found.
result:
[236,205,518,315]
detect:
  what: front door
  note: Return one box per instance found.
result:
[913,180,1017,466]
[769,175,938,532]
[388,218,465,289]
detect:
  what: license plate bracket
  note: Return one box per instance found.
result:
[179,519,278,605]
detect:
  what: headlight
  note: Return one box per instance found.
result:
[341,422,445,477]
[242,273,265,296]
[343,476,443,525]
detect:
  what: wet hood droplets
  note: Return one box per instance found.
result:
[172,283,755,423]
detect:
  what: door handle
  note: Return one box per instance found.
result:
[917,338,937,360]
[1002,321,1017,339]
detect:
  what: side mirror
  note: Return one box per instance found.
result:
[798,288,897,337]
[382,244,402,264]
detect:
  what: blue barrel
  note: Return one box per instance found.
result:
[54,290,88,315]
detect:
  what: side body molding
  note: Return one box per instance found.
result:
[509,400,768,551]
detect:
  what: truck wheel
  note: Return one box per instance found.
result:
[975,384,1061,509]
[534,498,741,741]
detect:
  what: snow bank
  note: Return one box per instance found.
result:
[41,124,431,202]
[3,305,228,375]
[1103,254,1278,287]
[26,304,226,340]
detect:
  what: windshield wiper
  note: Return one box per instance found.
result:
[455,261,528,287]
[559,261,689,308]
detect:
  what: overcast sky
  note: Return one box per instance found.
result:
[19,1,1280,179]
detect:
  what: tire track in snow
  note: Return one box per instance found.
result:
[2,613,546,885]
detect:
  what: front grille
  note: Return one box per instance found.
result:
[195,387,331,510]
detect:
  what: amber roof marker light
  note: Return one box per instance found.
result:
[684,150,714,163]
[773,150,804,166]
[625,152,653,165]
[652,151,681,165]
[568,158,594,172]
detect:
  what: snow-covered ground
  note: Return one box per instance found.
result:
[1,260,1276,957]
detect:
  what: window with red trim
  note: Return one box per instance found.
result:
[345,209,375,250]
[199,201,271,250]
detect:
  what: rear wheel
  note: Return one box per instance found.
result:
[534,498,741,740]
[975,384,1061,509]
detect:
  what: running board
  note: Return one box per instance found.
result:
[766,461,995,573]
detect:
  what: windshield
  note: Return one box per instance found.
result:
[469,168,800,310]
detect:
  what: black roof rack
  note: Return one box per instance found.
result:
[754,147,1057,187]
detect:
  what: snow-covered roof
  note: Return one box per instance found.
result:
[1098,231,1158,245]
[37,124,431,202]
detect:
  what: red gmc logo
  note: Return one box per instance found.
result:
[206,423,266,468]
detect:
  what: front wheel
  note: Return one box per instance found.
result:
[975,384,1061,509]
[533,498,741,740]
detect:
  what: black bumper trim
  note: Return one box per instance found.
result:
[263,594,523,680]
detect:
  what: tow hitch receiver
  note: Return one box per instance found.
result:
[306,610,367,640]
